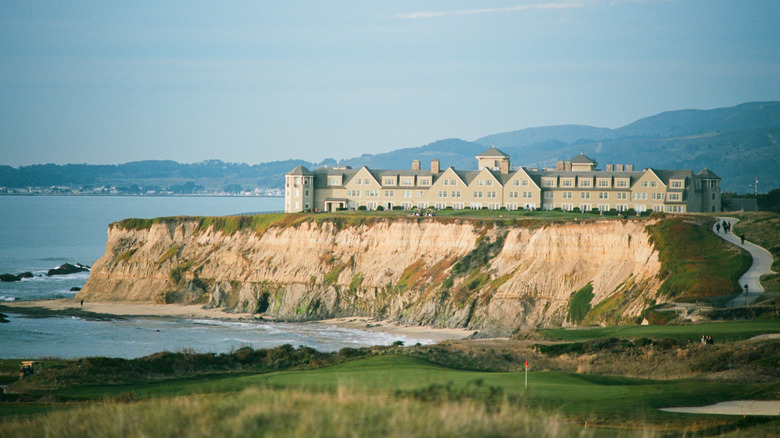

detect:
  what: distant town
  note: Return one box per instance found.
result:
[0,184,283,197]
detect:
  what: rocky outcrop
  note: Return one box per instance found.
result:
[78,217,665,335]
[47,263,90,276]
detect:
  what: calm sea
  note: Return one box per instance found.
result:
[0,196,431,359]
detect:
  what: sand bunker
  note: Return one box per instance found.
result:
[661,400,780,416]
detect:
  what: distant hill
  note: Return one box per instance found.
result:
[1,102,777,194]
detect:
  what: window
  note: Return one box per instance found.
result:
[328,176,341,186]
[580,192,590,199]
[364,179,371,185]
[615,180,628,188]
[487,191,496,198]
[477,180,484,186]
[641,181,648,188]
[650,181,657,188]
[579,179,591,187]
[522,180,529,186]
[562,191,572,199]
[473,191,483,198]
[402,190,412,198]
[598,179,610,188]
[383,177,395,186]
[544,192,554,199]
[486,180,493,186]
[598,192,608,200]
[616,192,627,200]
[512,180,520,186]
[509,191,518,199]
[543,179,556,187]
[416,190,425,197]
[561,179,573,187]
[401,177,414,186]
[667,193,680,201]
[355,179,361,185]
[384,190,395,197]
[418,178,431,186]
[452,191,461,198]
[450,179,457,186]
[442,179,448,186]
[438,191,448,198]
[670,180,683,188]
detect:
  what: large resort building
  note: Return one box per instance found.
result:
[285,147,721,214]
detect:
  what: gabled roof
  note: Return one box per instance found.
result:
[476,146,510,158]
[570,153,596,164]
[287,164,314,176]
[696,168,721,179]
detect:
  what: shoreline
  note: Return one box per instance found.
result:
[2,299,473,343]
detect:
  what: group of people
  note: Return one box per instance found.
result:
[700,335,714,345]
[715,220,732,234]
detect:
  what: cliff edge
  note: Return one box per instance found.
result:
[77,215,671,335]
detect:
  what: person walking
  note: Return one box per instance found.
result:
[740,234,745,245]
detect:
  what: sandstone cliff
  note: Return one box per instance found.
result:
[77,216,665,335]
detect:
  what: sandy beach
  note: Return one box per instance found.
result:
[3,299,473,343]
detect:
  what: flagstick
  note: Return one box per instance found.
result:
[524,360,528,390]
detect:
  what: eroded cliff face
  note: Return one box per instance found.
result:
[78,218,664,335]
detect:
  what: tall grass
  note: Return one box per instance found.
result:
[0,386,616,438]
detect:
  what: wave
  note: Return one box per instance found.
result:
[0,295,16,302]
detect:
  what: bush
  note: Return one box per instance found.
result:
[376,206,384,211]
[626,208,637,216]
[357,206,367,211]
[604,208,619,216]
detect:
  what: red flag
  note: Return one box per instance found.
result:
[524,360,528,369]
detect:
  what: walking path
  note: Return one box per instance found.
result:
[713,217,776,306]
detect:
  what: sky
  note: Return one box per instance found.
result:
[1,0,778,167]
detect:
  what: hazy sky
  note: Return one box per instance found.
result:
[1,1,778,166]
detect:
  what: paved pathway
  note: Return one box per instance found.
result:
[713,217,776,306]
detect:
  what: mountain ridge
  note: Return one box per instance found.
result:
[1,101,777,193]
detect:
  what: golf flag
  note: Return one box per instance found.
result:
[524,360,529,390]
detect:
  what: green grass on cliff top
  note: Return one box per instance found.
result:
[114,208,635,234]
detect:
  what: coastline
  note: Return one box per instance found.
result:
[3,299,473,343]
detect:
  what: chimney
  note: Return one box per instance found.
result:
[500,160,509,174]
[616,164,624,172]
[412,159,420,171]
[564,161,572,171]
[431,159,440,174]
[626,164,634,171]
[606,164,614,171]
[556,160,564,171]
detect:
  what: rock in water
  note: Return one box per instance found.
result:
[17,272,34,279]
[47,263,90,276]
[0,273,21,282]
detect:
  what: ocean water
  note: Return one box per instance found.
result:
[0,196,432,359]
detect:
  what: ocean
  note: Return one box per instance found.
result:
[0,196,433,359]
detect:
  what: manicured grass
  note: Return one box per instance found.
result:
[537,320,780,343]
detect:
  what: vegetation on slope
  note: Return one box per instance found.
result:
[730,211,780,291]
[647,215,752,300]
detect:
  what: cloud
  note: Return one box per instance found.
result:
[393,1,622,19]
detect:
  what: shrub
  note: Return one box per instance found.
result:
[567,283,594,324]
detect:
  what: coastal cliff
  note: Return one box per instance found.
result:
[78,216,665,335]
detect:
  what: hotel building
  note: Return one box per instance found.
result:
[285,147,721,214]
